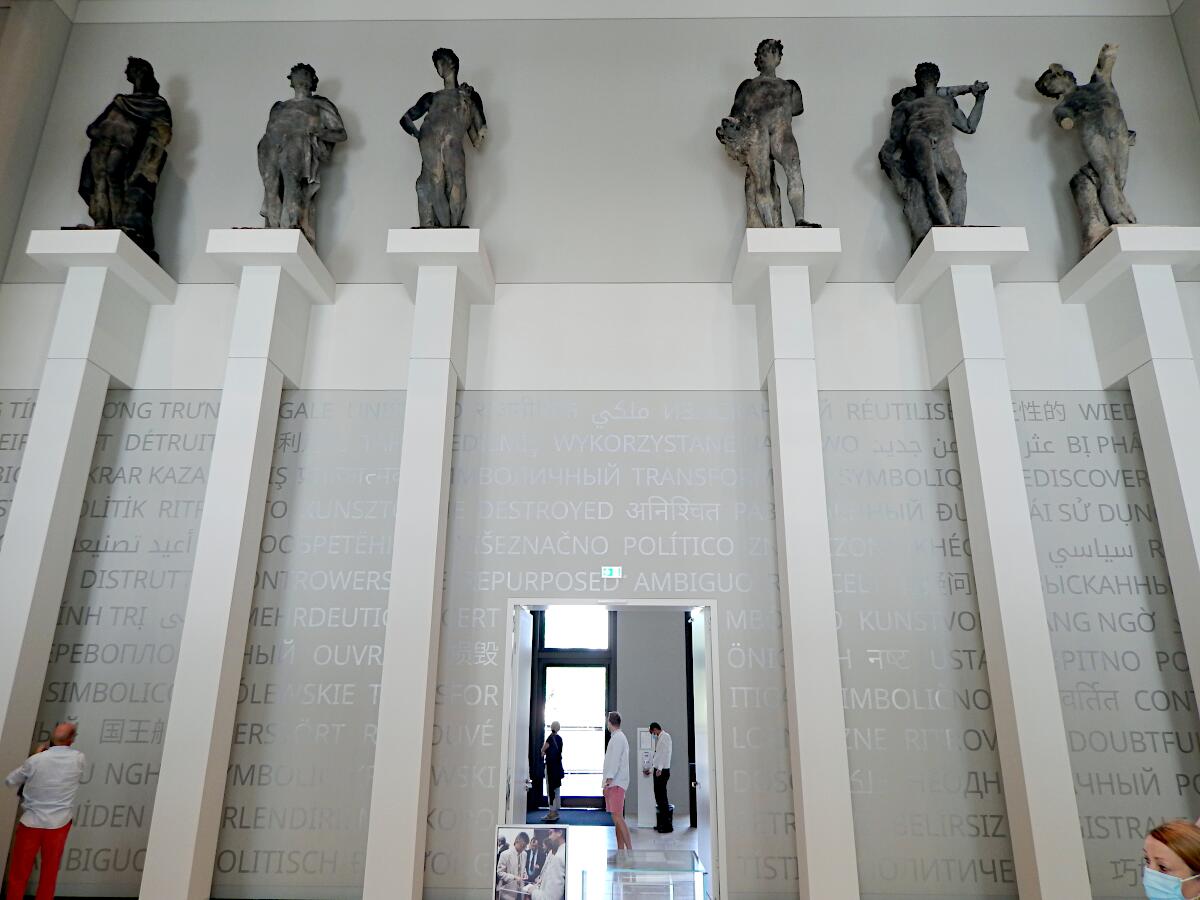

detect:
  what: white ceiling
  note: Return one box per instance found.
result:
[62,0,1177,23]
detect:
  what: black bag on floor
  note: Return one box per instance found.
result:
[656,802,675,833]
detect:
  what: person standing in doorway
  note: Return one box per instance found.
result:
[602,711,632,850]
[541,721,564,823]
[648,722,673,832]
[4,722,86,900]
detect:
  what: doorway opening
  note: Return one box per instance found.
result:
[530,607,616,811]
[499,599,726,899]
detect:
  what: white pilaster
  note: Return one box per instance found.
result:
[732,227,859,900]
[363,229,494,900]
[139,229,332,900]
[1060,226,1200,708]
[0,230,174,836]
[897,227,1089,900]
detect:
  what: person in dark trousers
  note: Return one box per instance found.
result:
[541,721,564,823]
[648,722,673,832]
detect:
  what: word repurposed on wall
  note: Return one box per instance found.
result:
[820,391,1017,899]
[431,391,791,897]
[36,390,219,895]
[1015,391,1200,898]
[213,391,404,900]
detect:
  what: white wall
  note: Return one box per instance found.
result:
[1177,0,1200,115]
[5,15,1200,288]
[616,609,689,822]
[0,278,1110,394]
[0,0,70,278]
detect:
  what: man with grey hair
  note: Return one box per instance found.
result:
[541,720,564,822]
[5,722,86,900]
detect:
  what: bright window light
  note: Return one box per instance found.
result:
[543,606,608,650]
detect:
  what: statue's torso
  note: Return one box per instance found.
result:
[1060,83,1127,139]
[901,95,957,142]
[264,98,324,143]
[88,97,143,147]
[736,76,796,129]
[421,87,476,139]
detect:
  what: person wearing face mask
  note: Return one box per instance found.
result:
[1143,820,1200,899]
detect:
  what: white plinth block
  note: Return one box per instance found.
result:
[140,232,332,900]
[732,228,859,900]
[0,231,174,842]
[1061,226,1200,712]
[898,228,1090,900]
[363,232,495,900]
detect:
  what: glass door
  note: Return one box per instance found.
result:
[544,665,608,801]
[529,607,616,810]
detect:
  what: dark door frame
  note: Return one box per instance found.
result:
[684,610,698,827]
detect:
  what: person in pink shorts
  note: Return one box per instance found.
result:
[602,711,632,850]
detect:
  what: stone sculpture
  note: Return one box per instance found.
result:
[716,39,816,228]
[400,48,487,228]
[1036,43,1137,257]
[79,57,172,262]
[878,62,988,251]
[257,63,347,250]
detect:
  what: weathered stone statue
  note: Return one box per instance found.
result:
[1036,43,1137,257]
[257,63,347,250]
[878,62,988,251]
[78,58,172,262]
[716,39,816,228]
[400,48,487,228]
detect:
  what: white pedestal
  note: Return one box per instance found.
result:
[732,227,860,900]
[0,230,173,840]
[1060,225,1200,713]
[362,229,494,900]
[140,230,332,900]
[898,227,1090,900]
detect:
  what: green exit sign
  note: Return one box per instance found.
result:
[601,566,623,579]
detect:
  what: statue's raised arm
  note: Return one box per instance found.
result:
[1035,44,1137,257]
[878,61,985,252]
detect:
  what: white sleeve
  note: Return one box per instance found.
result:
[4,757,33,789]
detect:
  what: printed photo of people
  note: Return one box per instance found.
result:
[495,825,567,900]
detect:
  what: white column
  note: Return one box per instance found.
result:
[1059,226,1200,702]
[731,228,859,900]
[140,230,333,900]
[363,229,493,900]
[897,227,1089,899]
[0,230,173,835]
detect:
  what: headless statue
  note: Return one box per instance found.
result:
[716,39,816,228]
[78,58,172,262]
[400,48,487,228]
[1036,43,1137,257]
[257,63,347,250]
[879,62,988,252]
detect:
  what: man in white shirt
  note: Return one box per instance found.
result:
[601,710,632,850]
[648,722,673,832]
[528,826,566,900]
[4,722,86,900]
[497,831,529,893]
